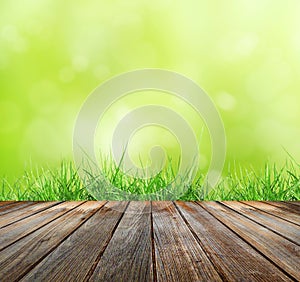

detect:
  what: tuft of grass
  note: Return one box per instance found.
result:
[193,160,300,201]
[0,158,299,201]
[86,154,182,200]
[0,162,93,201]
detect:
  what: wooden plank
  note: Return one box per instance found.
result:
[0,201,59,228]
[199,201,300,281]
[152,201,222,282]
[242,201,300,226]
[267,202,300,214]
[222,201,300,245]
[175,201,292,281]
[89,201,153,282]
[289,201,300,207]
[0,201,105,281]
[0,202,36,216]
[0,202,83,251]
[0,201,15,208]
[21,201,127,282]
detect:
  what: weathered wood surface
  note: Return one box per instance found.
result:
[0,201,298,281]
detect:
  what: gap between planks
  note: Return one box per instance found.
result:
[0,201,298,282]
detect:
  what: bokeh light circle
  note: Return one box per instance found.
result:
[73,69,226,206]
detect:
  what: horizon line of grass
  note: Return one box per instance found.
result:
[0,157,299,201]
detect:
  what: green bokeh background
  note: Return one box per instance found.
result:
[0,0,299,178]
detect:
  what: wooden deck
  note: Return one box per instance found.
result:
[0,201,299,281]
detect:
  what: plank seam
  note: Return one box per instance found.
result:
[264,202,300,215]
[173,201,224,281]
[0,201,87,252]
[197,201,297,282]
[83,201,130,282]
[284,202,300,208]
[0,202,64,230]
[16,201,108,281]
[0,202,37,216]
[221,201,300,246]
[0,202,19,209]
[241,201,300,227]
[150,201,157,282]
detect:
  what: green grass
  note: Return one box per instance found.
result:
[0,157,299,201]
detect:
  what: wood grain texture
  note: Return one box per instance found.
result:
[152,201,222,282]
[0,201,299,281]
[243,201,300,226]
[0,201,83,250]
[175,201,292,281]
[288,201,300,207]
[267,201,300,214]
[21,201,126,282]
[89,201,153,282]
[0,201,15,208]
[222,201,300,245]
[0,201,58,228]
[0,202,36,216]
[0,201,104,281]
[199,201,300,281]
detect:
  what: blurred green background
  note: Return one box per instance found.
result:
[0,0,299,178]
